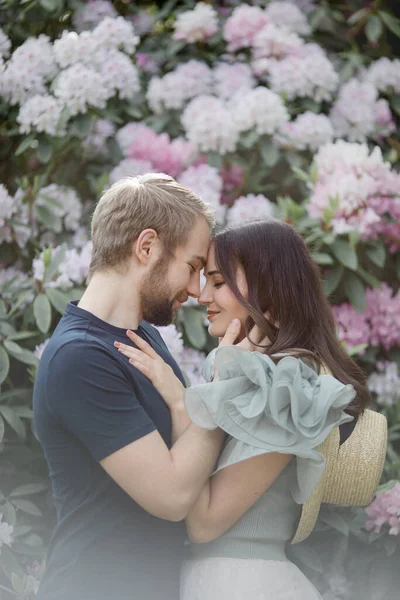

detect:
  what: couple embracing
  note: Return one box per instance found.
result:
[33,174,386,600]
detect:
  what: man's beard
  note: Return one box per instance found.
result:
[140,256,179,326]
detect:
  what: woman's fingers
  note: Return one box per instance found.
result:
[126,330,158,359]
[218,319,241,347]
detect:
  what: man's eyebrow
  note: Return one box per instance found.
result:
[191,255,207,266]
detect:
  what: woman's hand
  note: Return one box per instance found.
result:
[218,319,270,352]
[114,331,185,411]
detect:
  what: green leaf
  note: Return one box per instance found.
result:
[379,10,400,38]
[14,134,36,157]
[7,348,38,366]
[240,130,259,149]
[366,15,383,43]
[182,309,207,350]
[0,299,6,318]
[44,244,67,281]
[319,508,349,536]
[6,331,37,342]
[348,343,368,356]
[391,95,400,117]
[37,137,53,164]
[10,482,48,497]
[35,204,60,230]
[357,267,381,288]
[291,165,309,182]
[4,339,23,355]
[0,415,4,444]
[39,0,63,11]
[11,573,25,595]
[343,272,366,313]
[0,406,26,438]
[365,244,386,268]
[323,265,344,295]
[312,253,333,265]
[71,113,93,138]
[348,7,370,25]
[34,293,52,334]
[0,345,10,385]
[45,288,71,314]
[207,152,222,170]
[0,545,25,581]
[331,239,358,270]
[11,498,42,516]
[260,139,280,167]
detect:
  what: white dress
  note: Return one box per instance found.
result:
[180,347,355,600]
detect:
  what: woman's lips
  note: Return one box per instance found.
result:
[207,311,220,321]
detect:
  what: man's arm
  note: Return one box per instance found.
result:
[49,340,224,523]
[101,424,224,522]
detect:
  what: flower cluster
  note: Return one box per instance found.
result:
[155,324,206,385]
[368,362,400,407]
[154,324,184,362]
[329,80,395,142]
[333,284,400,352]
[231,86,289,135]
[0,185,31,249]
[115,123,195,178]
[33,242,92,290]
[0,514,13,554]
[147,60,212,114]
[82,119,116,156]
[35,185,82,233]
[365,483,400,535]
[73,0,118,32]
[365,57,400,95]
[307,141,400,243]
[226,193,275,226]
[276,111,334,151]
[1,35,57,105]
[173,2,219,43]
[182,95,239,155]
[2,17,140,133]
[179,164,226,222]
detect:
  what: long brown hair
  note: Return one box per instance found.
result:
[213,219,370,415]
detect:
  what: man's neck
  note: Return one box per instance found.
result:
[78,271,142,330]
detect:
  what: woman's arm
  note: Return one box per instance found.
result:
[186,452,293,543]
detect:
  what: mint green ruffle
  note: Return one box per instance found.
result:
[184,346,355,504]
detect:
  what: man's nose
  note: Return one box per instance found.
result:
[187,277,201,299]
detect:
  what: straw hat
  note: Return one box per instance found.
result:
[291,408,387,544]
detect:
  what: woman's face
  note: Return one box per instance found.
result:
[198,245,249,338]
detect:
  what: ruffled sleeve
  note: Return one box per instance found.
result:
[184,346,355,504]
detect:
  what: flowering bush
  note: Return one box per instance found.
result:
[1,0,400,597]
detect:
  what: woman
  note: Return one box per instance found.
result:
[115,219,370,599]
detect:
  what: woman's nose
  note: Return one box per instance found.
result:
[198,286,211,306]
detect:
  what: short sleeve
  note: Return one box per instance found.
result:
[47,340,156,461]
[184,346,355,504]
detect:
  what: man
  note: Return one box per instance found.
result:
[33,174,225,600]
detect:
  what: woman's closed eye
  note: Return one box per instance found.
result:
[213,282,224,289]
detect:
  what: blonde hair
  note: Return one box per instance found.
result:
[89,173,215,278]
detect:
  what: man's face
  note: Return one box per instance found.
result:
[140,217,210,326]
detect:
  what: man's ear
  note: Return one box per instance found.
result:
[134,229,160,265]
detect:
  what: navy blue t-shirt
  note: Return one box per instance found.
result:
[33,302,186,600]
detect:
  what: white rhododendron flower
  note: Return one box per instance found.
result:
[109,159,153,184]
[179,164,226,223]
[173,2,219,43]
[155,324,184,362]
[147,60,213,114]
[182,95,240,155]
[53,62,111,115]
[17,94,64,136]
[231,87,289,135]
[276,112,334,151]
[227,194,275,226]
[265,1,311,35]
